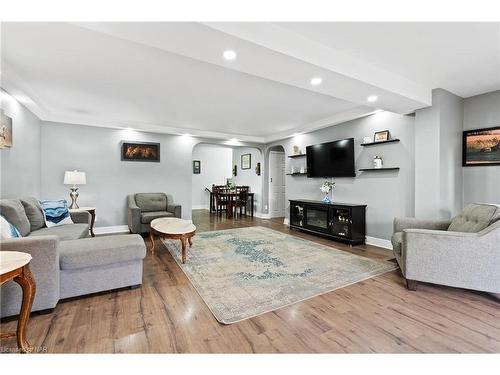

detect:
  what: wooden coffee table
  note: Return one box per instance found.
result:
[0,251,36,353]
[149,218,196,263]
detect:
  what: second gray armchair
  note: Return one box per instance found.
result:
[127,193,181,234]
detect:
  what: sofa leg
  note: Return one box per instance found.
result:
[37,308,55,315]
[129,284,141,290]
[406,279,418,291]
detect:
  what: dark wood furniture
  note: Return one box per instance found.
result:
[208,186,255,218]
[0,252,36,353]
[289,199,366,245]
[149,218,196,263]
[70,206,96,237]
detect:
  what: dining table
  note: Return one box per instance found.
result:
[208,189,255,218]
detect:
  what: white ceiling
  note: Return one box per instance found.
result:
[1,22,499,143]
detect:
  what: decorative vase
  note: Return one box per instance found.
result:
[322,193,332,203]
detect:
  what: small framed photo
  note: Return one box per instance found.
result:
[0,110,13,148]
[241,153,251,169]
[374,130,390,142]
[193,160,201,174]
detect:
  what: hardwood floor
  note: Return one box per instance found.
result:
[1,210,499,353]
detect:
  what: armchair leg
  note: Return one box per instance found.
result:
[406,279,418,291]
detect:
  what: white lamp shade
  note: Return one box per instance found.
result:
[64,170,86,185]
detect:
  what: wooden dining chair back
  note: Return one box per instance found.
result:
[235,186,249,217]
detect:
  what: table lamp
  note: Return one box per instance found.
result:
[63,170,86,209]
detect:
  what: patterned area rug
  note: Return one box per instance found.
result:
[161,226,397,324]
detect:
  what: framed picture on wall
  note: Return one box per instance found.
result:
[121,141,160,162]
[374,130,390,142]
[193,160,201,174]
[462,126,500,166]
[0,110,13,149]
[241,153,251,169]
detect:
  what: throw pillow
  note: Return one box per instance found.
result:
[21,197,46,232]
[0,214,22,239]
[39,199,74,228]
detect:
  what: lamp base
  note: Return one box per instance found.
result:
[69,188,79,209]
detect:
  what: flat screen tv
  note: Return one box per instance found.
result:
[306,138,355,177]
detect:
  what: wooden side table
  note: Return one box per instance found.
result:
[0,251,36,353]
[70,206,96,237]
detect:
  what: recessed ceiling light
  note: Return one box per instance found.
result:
[310,77,323,86]
[223,50,237,61]
[367,95,378,103]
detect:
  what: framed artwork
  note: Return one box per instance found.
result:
[121,141,160,162]
[462,126,500,167]
[374,130,390,142]
[0,110,13,148]
[241,153,251,169]
[193,160,201,174]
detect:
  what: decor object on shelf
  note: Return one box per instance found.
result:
[363,136,372,144]
[320,180,335,203]
[255,162,261,176]
[121,141,160,162]
[293,145,302,155]
[0,110,13,148]
[193,160,201,174]
[241,153,251,169]
[162,226,395,323]
[39,199,74,227]
[373,155,383,169]
[462,126,500,166]
[232,165,237,176]
[374,130,390,142]
[63,170,86,209]
[391,203,500,293]
[300,166,305,174]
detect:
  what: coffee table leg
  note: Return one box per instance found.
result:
[188,236,193,248]
[14,265,36,353]
[150,231,156,254]
[181,237,187,264]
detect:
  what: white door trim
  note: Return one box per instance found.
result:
[269,151,286,218]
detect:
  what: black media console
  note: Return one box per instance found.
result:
[289,200,366,245]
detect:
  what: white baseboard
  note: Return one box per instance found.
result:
[283,218,290,226]
[94,225,129,235]
[365,236,393,250]
[255,212,270,219]
[192,205,209,210]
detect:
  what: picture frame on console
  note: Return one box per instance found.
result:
[462,126,500,166]
[121,141,160,162]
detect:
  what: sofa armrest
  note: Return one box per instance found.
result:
[1,235,60,317]
[167,203,182,218]
[70,211,90,224]
[394,217,452,233]
[127,195,141,233]
[402,227,500,292]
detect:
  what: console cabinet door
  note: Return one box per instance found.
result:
[329,207,351,239]
[304,205,330,234]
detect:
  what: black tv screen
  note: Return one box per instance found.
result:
[306,138,355,177]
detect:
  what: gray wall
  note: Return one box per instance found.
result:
[0,89,41,198]
[232,147,263,214]
[415,89,463,219]
[40,122,197,226]
[462,90,500,205]
[265,111,415,240]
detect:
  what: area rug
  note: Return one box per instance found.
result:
[161,226,397,324]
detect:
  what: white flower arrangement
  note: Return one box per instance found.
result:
[320,181,335,194]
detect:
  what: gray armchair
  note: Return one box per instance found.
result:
[391,203,500,293]
[127,193,181,234]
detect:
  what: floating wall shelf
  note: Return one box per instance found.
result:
[360,139,400,147]
[359,167,400,172]
[288,154,307,159]
[286,172,308,176]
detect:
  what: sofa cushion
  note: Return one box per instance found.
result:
[140,210,174,224]
[58,235,146,270]
[448,203,499,233]
[21,197,46,232]
[39,199,74,227]
[0,199,31,236]
[28,223,89,241]
[0,214,22,239]
[391,232,403,256]
[135,193,167,212]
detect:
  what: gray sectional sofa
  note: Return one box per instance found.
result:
[0,197,147,318]
[391,203,500,293]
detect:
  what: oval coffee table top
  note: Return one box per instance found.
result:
[0,251,32,275]
[150,218,196,235]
